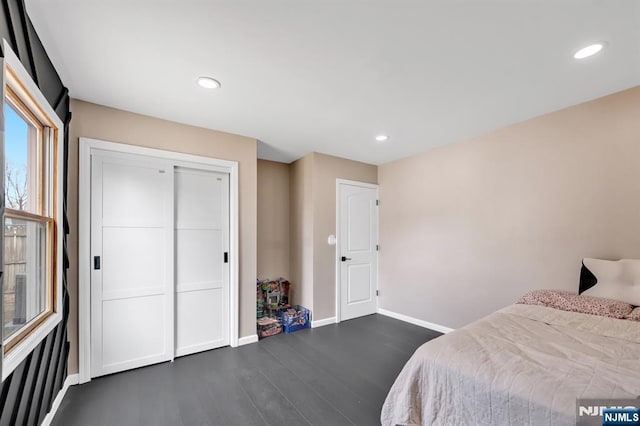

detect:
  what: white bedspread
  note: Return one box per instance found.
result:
[381,304,640,426]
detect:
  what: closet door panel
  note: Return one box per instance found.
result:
[174,167,229,357]
[175,229,223,290]
[175,289,225,355]
[90,154,174,378]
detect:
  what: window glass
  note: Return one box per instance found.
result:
[4,104,36,213]
[3,218,47,340]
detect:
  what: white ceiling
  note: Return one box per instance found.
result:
[26,0,640,165]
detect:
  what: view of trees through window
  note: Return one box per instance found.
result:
[5,104,29,210]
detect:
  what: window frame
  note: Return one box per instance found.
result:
[1,40,64,381]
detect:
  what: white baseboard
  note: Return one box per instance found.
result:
[377,308,454,334]
[238,334,258,346]
[311,317,336,328]
[41,373,79,426]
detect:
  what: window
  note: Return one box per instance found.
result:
[1,42,63,379]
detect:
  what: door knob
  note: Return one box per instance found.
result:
[341,256,352,262]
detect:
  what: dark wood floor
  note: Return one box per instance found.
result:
[53,314,441,426]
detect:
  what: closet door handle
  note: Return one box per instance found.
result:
[341,256,352,262]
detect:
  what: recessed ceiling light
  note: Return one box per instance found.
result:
[573,43,605,59]
[197,76,221,89]
[375,134,389,142]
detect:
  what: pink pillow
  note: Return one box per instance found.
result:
[626,307,640,321]
[517,289,634,319]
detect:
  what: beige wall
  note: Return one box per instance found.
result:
[378,86,640,329]
[67,99,257,374]
[311,153,377,320]
[257,159,290,280]
[288,152,378,319]
[289,154,314,311]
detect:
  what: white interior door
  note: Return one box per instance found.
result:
[90,152,174,378]
[338,181,379,321]
[174,167,230,357]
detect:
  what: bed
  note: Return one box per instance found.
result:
[381,290,640,425]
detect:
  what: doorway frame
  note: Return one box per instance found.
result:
[78,137,240,384]
[335,178,379,323]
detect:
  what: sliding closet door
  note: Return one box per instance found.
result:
[174,167,230,357]
[90,153,174,378]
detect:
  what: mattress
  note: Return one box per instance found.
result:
[381,304,640,425]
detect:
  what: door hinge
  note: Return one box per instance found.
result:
[223,252,229,263]
[376,199,379,206]
[376,244,379,251]
[94,256,101,270]
[376,290,379,296]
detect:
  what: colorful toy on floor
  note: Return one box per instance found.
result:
[256,277,294,338]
